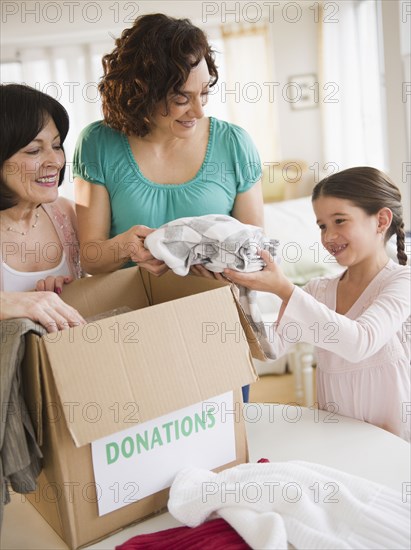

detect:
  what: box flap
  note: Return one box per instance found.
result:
[142,269,226,305]
[42,286,256,447]
[144,270,266,360]
[60,267,149,318]
[232,300,267,361]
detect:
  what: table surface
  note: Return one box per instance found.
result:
[2,404,410,549]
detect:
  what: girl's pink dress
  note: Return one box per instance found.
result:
[275,259,411,441]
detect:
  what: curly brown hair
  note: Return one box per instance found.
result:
[312,166,408,265]
[98,13,218,137]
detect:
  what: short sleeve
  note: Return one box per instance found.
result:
[72,121,108,185]
[228,123,262,193]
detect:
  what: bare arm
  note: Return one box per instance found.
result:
[231,180,264,228]
[0,290,85,332]
[226,251,411,362]
[75,178,167,275]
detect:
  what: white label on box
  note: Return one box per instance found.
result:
[91,391,236,516]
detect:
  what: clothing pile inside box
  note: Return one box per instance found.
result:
[22,267,262,549]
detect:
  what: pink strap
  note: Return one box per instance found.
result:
[42,202,83,280]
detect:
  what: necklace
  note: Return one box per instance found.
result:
[4,210,40,236]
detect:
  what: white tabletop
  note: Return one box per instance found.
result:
[2,404,410,549]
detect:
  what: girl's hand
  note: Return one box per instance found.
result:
[223,248,295,302]
[35,275,73,294]
[0,290,86,333]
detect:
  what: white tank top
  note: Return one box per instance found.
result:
[2,252,71,292]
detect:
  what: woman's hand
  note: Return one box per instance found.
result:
[223,248,295,302]
[121,225,168,276]
[35,275,73,294]
[0,291,86,333]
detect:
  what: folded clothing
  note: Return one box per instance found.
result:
[144,214,278,275]
[145,215,279,359]
[168,460,411,550]
[115,518,250,549]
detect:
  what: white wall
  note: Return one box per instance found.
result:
[1,1,210,51]
[1,1,409,224]
[381,0,410,229]
[1,1,321,165]
[269,6,321,165]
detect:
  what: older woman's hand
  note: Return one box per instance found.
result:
[0,291,86,333]
[35,275,73,294]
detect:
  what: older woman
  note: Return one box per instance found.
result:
[0,84,85,332]
[73,13,264,277]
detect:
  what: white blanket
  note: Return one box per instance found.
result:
[168,460,411,550]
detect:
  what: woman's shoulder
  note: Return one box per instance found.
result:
[210,117,259,164]
[45,197,77,230]
[211,117,252,140]
[77,120,121,143]
[53,196,75,215]
[74,121,125,170]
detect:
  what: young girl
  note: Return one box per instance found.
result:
[224,167,410,441]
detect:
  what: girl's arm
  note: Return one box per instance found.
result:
[226,251,410,362]
[277,272,409,362]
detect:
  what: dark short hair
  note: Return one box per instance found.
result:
[0,84,69,210]
[312,166,408,265]
[99,13,218,137]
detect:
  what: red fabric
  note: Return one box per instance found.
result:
[115,518,250,549]
[257,458,270,463]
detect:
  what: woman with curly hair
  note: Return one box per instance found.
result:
[73,13,264,277]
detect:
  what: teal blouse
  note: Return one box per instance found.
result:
[73,117,261,237]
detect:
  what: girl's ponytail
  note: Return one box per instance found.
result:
[396,221,408,266]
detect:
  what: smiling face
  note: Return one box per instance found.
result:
[312,196,385,267]
[151,58,211,138]
[2,117,65,208]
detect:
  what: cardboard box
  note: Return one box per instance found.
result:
[23,267,258,549]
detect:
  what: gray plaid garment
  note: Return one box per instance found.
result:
[145,214,279,359]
